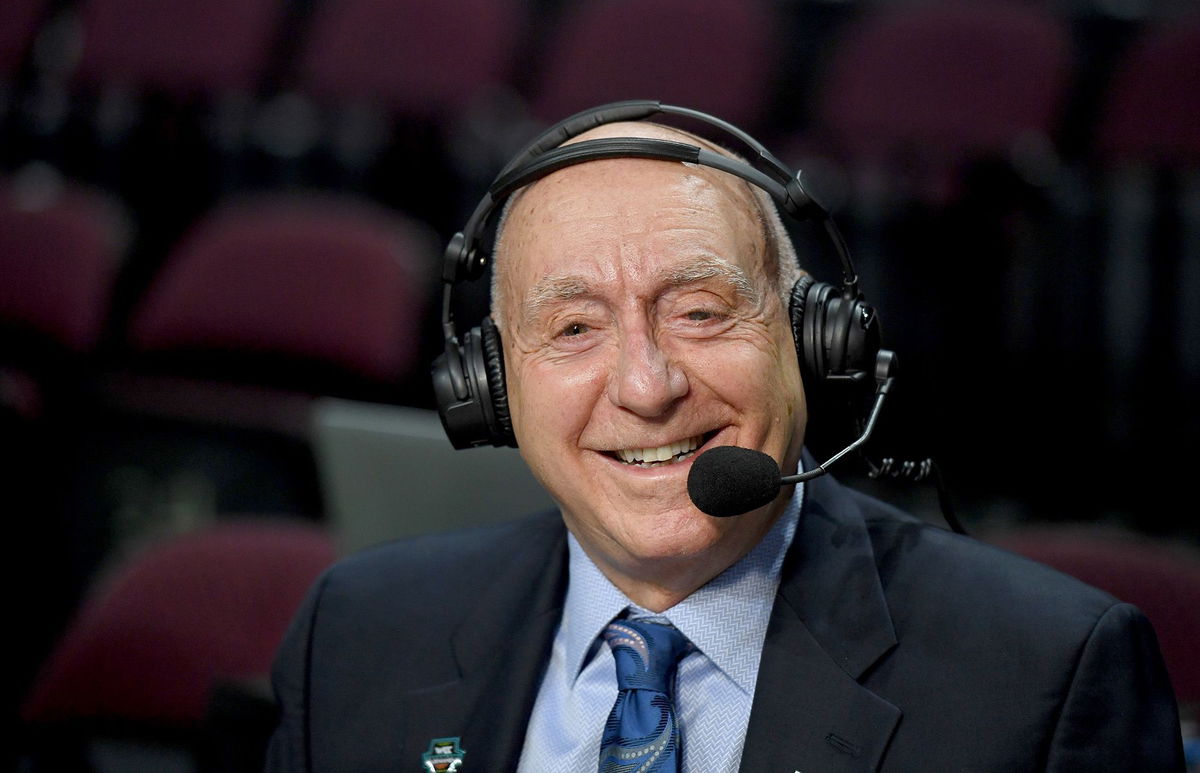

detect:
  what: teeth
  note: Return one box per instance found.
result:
[615,435,703,465]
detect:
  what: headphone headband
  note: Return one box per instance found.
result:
[498,100,780,177]
[442,102,845,287]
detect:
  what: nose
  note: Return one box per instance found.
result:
[609,324,688,417]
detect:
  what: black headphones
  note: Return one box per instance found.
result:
[432,100,886,450]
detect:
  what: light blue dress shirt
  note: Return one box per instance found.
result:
[516,481,803,772]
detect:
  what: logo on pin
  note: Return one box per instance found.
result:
[421,737,466,772]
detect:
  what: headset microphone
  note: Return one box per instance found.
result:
[687,446,781,518]
[686,347,966,535]
[688,350,896,517]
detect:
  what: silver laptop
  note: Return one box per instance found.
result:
[311,397,555,555]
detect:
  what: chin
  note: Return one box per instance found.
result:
[616,504,735,561]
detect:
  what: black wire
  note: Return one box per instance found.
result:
[865,455,968,536]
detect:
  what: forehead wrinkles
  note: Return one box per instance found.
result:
[498,158,766,328]
[507,153,759,240]
[520,254,758,328]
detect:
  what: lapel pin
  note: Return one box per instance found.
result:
[421,736,467,771]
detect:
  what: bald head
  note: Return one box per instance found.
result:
[489,121,802,332]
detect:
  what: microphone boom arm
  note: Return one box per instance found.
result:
[782,350,895,485]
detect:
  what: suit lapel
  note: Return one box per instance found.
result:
[393,471,904,771]
[399,514,568,772]
[740,470,902,772]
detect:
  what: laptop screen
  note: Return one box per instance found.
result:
[311,398,556,555]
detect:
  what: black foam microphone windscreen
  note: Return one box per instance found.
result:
[687,446,782,517]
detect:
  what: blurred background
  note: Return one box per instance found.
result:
[3,0,1199,769]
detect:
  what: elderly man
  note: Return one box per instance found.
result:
[266,104,1183,772]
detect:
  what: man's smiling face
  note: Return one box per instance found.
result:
[496,129,806,603]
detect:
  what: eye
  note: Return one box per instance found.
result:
[683,307,732,324]
[560,322,590,337]
[666,300,735,338]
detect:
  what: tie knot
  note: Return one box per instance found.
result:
[603,619,690,693]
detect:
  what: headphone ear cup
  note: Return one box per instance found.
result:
[479,316,515,447]
[789,274,823,385]
[825,294,882,382]
[791,275,882,390]
[432,318,515,449]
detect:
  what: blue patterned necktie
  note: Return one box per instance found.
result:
[598,618,691,773]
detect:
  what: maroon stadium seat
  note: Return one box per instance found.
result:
[815,0,1072,192]
[19,517,336,773]
[295,0,525,119]
[73,0,284,98]
[125,190,438,395]
[529,0,780,134]
[0,170,129,359]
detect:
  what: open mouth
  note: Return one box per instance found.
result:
[607,431,718,468]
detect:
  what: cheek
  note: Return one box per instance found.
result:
[507,355,609,442]
[689,334,800,401]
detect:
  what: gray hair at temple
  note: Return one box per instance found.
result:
[487,123,804,332]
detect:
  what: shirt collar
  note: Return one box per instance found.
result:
[561,533,634,686]
[560,471,804,694]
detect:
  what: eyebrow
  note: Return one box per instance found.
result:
[520,254,759,325]
[664,254,758,303]
[521,274,592,325]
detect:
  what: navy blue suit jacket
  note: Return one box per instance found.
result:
[266,469,1184,771]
